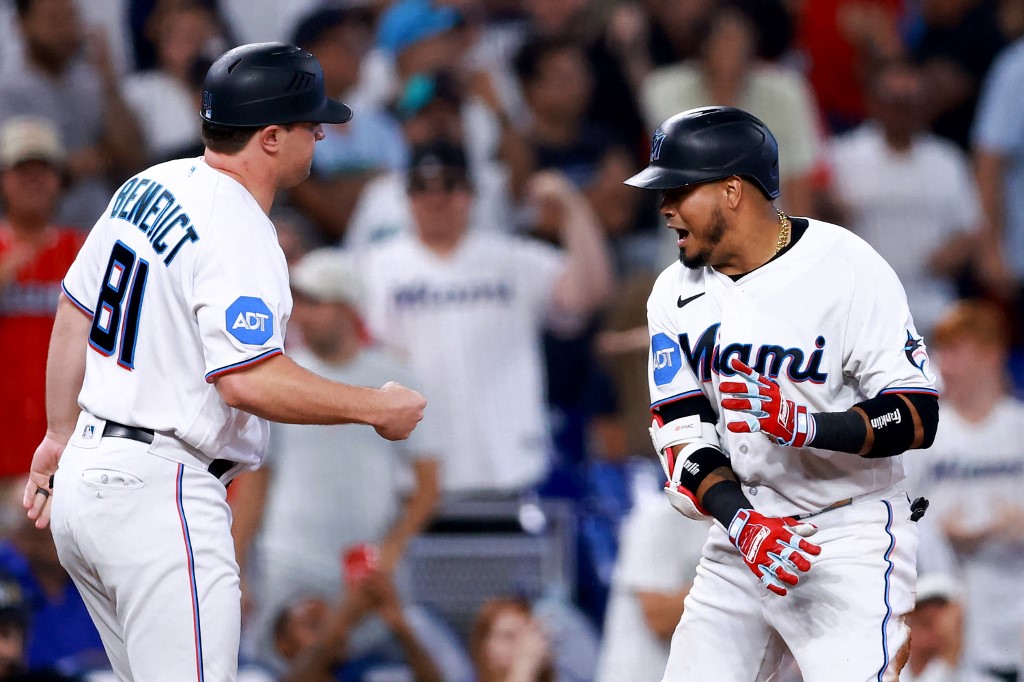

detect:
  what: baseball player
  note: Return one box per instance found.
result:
[20,43,426,682]
[629,107,939,681]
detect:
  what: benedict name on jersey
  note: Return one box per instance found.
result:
[653,322,828,386]
[108,174,201,266]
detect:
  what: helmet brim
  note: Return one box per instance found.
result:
[309,97,353,125]
[623,165,705,191]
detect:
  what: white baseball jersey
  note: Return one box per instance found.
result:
[61,157,291,465]
[354,229,563,494]
[647,218,937,517]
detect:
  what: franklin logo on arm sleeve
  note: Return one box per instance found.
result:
[226,296,274,345]
[652,333,682,386]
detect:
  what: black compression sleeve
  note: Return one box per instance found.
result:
[905,392,939,448]
[811,393,939,458]
[810,411,867,453]
[701,480,752,528]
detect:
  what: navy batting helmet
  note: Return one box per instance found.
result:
[625,106,780,199]
[200,43,353,127]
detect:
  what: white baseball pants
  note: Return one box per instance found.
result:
[661,488,919,682]
[51,415,240,681]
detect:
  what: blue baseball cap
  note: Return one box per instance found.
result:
[377,0,460,55]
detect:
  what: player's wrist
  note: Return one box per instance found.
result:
[700,479,752,530]
[805,410,867,453]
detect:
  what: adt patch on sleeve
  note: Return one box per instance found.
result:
[226,296,274,345]
[652,332,682,386]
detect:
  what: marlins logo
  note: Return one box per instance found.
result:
[651,131,667,162]
[903,330,928,377]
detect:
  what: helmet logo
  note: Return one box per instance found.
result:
[202,90,213,119]
[651,131,666,162]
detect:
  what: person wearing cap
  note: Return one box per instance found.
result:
[903,300,1024,681]
[903,574,963,682]
[0,0,146,230]
[0,117,84,485]
[354,138,612,499]
[346,69,514,248]
[229,248,443,669]
[22,43,426,681]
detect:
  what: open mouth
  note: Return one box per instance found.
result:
[674,228,689,247]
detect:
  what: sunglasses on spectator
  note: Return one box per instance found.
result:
[407,171,469,194]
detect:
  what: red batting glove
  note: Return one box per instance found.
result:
[720,358,815,447]
[727,509,821,596]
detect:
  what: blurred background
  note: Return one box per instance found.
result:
[1,0,1024,680]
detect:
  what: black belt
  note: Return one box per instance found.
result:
[102,420,234,484]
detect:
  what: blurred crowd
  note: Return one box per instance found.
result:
[1,0,1024,680]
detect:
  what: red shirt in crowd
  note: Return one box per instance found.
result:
[0,225,84,478]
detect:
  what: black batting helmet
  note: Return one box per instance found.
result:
[625,106,780,199]
[200,42,353,127]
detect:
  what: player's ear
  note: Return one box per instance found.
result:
[722,176,743,210]
[257,125,283,154]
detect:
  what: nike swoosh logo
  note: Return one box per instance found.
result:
[677,292,705,308]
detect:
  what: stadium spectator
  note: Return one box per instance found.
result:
[230,249,439,657]
[513,36,639,237]
[286,7,407,242]
[0,572,29,678]
[0,0,144,229]
[345,70,514,247]
[640,0,716,68]
[0,117,82,481]
[503,0,648,165]
[903,573,963,682]
[122,0,223,163]
[972,36,1024,326]
[272,572,464,682]
[795,0,904,133]
[910,0,1008,149]
[640,0,820,217]
[822,60,980,334]
[470,597,554,682]
[903,300,1024,680]
[593,489,710,682]
[353,141,612,498]
[0,480,103,673]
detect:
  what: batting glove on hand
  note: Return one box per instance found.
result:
[720,358,815,447]
[728,509,821,596]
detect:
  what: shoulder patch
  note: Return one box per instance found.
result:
[226,296,273,345]
[903,330,929,378]
[652,332,682,386]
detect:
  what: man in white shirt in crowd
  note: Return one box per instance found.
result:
[354,139,612,498]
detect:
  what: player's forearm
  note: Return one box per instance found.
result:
[696,466,753,529]
[215,354,390,426]
[45,296,90,444]
[809,393,938,457]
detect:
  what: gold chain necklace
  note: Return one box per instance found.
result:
[773,208,791,256]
